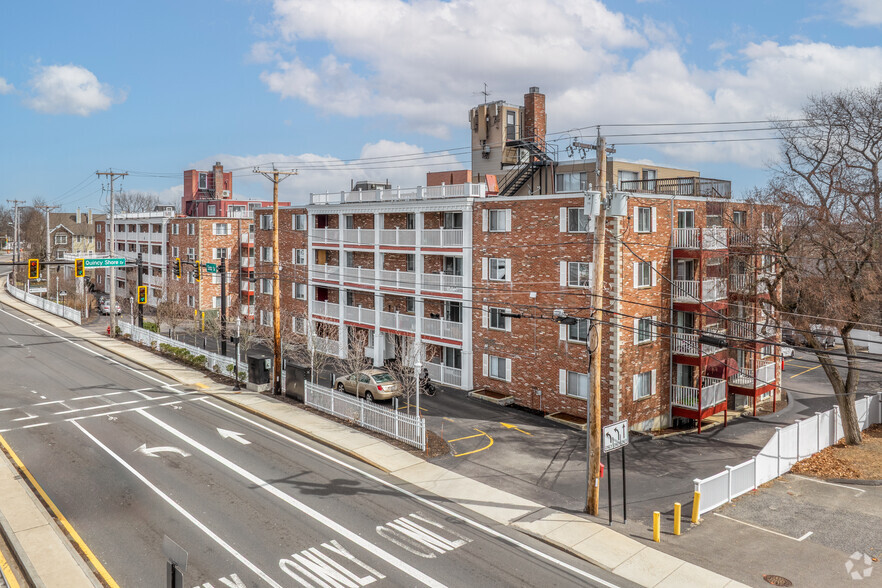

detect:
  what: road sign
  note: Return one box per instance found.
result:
[602,419,629,453]
[84,258,126,268]
[29,287,47,294]
[204,263,218,273]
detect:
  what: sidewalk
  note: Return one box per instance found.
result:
[0,288,747,588]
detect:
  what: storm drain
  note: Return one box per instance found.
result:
[762,575,793,587]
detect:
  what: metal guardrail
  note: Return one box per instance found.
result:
[5,277,82,324]
[304,382,426,450]
[117,321,249,381]
[693,393,882,517]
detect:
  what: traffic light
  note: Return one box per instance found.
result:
[74,258,85,278]
[27,259,39,280]
[137,286,147,305]
[194,261,201,282]
[174,257,182,279]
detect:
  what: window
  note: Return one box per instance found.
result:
[506,110,516,141]
[488,209,510,232]
[488,258,509,281]
[187,295,195,308]
[405,297,415,313]
[259,310,273,327]
[260,215,273,230]
[213,248,229,259]
[733,211,747,227]
[617,170,639,188]
[54,233,68,244]
[642,168,657,190]
[762,211,775,228]
[198,173,208,190]
[261,247,272,262]
[555,172,587,192]
[187,223,195,235]
[677,209,694,229]
[294,249,306,265]
[293,214,307,231]
[565,371,589,399]
[567,208,589,233]
[635,317,655,344]
[186,247,195,261]
[568,319,588,343]
[405,254,415,273]
[405,213,415,230]
[293,316,307,334]
[634,261,653,288]
[443,212,463,229]
[171,224,179,235]
[636,207,654,233]
[568,262,591,288]
[172,246,179,258]
[207,205,216,216]
[213,223,230,236]
[489,307,508,331]
[487,354,509,381]
[212,296,223,309]
[96,224,102,233]
[633,370,655,400]
[343,215,355,230]
[293,283,307,300]
[261,278,273,294]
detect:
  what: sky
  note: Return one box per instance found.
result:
[2,0,882,211]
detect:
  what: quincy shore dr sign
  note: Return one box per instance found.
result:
[83,258,126,268]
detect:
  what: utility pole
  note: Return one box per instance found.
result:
[220,257,227,355]
[136,252,144,328]
[7,200,24,283]
[37,205,59,264]
[253,167,298,395]
[574,129,615,516]
[97,171,128,337]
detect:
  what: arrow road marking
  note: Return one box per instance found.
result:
[135,443,190,458]
[500,422,532,436]
[217,428,251,445]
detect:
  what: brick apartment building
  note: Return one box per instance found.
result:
[249,88,780,432]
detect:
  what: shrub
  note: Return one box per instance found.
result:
[143,321,159,333]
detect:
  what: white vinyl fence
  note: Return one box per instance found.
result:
[118,321,249,381]
[694,393,882,517]
[6,277,82,324]
[304,382,426,450]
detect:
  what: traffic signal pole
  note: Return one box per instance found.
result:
[220,258,227,356]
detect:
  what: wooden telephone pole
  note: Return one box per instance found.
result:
[574,130,615,515]
[253,167,298,395]
[97,171,128,337]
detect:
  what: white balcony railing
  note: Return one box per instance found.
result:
[311,300,340,320]
[421,317,463,341]
[424,362,463,388]
[671,331,727,356]
[343,305,376,326]
[421,229,464,248]
[239,304,254,316]
[422,272,463,294]
[378,269,418,290]
[241,256,254,268]
[380,311,417,333]
[312,228,340,245]
[378,229,417,247]
[674,227,728,250]
[729,362,776,389]
[730,320,777,340]
[240,280,253,293]
[671,377,727,410]
[314,336,340,357]
[311,264,341,283]
[341,228,375,246]
[673,277,727,303]
[341,266,377,286]
[310,182,486,205]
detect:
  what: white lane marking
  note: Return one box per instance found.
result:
[0,308,179,391]
[377,514,472,558]
[279,539,386,587]
[713,513,813,541]
[11,414,37,422]
[197,399,621,588]
[788,474,866,496]
[138,408,446,588]
[217,428,251,445]
[54,397,169,416]
[20,423,48,430]
[135,443,190,458]
[70,420,285,588]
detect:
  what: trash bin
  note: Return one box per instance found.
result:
[247,354,272,386]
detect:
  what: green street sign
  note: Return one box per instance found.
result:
[204,263,218,273]
[83,258,126,268]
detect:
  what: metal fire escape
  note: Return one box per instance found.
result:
[497,139,555,196]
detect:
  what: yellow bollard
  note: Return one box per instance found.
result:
[653,511,660,542]
[673,503,682,536]
[691,491,701,524]
[201,311,205,332]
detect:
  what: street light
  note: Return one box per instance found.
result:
[414,359,421,418]
[232,318,241,391]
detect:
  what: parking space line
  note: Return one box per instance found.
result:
[713,513,812,541]
[789,365,821,378]
[448,432,486,442]
[449,428,494,458]
[789,474,866,496]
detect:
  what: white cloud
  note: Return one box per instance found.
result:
[839,0,882,26]
[25,64,125,116]
[186,141,462,205]
[0,77,13,94]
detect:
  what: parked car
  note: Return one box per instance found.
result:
[99,299,121,315]
[333,369,403,402]
[781,321,836,348]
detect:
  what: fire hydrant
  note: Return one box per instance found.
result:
[106,325,111,336]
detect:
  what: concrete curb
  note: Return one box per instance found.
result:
[0,496,42,588]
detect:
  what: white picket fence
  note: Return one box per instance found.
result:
[694,393,882,517]
[5,277,82,324]
[304,382,426,450]
[118,321,249,381]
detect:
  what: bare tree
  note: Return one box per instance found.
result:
[384,336,437,415]
[754,85,882,445]
[156,281,191,337]
[110,191,163,214]
[339,327,373,378]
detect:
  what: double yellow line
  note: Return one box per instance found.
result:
[0,433,119,588]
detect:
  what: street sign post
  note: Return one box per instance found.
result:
[204,263,218,273]
[84,258,126,268]
[602,419,629,526]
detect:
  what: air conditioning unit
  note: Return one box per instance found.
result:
[222,190,230,198]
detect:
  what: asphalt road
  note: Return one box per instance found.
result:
[0,301,632,587]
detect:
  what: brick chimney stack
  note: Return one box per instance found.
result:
[213,162,223,199]
[523,86,546,150]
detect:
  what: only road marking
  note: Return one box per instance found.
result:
[500,422,531,435]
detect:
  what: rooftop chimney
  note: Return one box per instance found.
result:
[76,207,81,224]
[523,86,546,150]
[213,162,223,199]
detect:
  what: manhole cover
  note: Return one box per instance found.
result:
[762,575,793,587]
